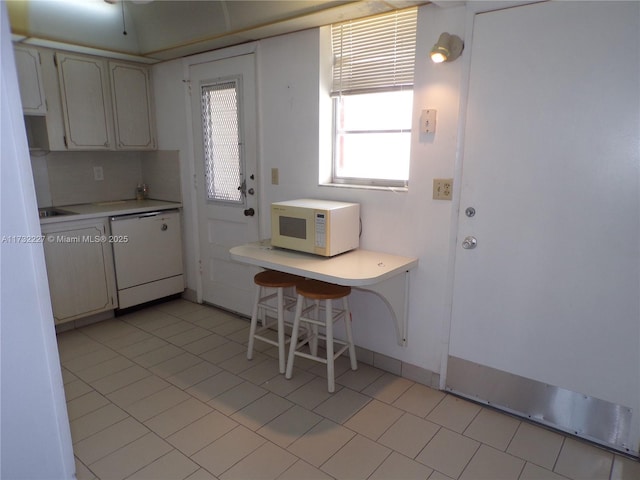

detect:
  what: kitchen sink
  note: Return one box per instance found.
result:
[38,208,73,218]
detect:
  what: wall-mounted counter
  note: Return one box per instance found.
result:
[230,240,418,346]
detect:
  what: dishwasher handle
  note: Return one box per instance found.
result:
[110,209,179,222]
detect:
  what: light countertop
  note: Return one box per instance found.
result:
[230,240,418,286]
[39,199,182,224]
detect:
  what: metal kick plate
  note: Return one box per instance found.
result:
[446,356,636,457]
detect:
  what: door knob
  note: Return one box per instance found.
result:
[462,236,477,249]
[244,208,255,216]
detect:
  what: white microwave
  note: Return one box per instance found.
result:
[271,199,360,257]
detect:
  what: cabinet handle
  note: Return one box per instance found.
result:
[161,224,168,231]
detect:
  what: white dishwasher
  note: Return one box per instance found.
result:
[110,209,184,309]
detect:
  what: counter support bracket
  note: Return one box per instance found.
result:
[355,270,410,346]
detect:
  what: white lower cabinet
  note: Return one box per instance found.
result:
[42,218,117,324]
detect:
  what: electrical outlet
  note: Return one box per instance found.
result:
[433,178,453,200]
[93,166,104,181]
[271,168,279,185]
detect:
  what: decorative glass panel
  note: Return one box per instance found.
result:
[201,80,242,203]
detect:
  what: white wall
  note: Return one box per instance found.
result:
[256,9,467,374]
[254,4,467,376]
[152,59,200,296]
[153,3,467,378]
[0,4,75,478]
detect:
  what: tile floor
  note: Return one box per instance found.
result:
[59,299,640,480]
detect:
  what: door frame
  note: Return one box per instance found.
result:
[439,6,479,390]
[182,43,259,304]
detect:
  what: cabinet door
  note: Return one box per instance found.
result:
[22,48,68,151]
[56,52,114,150]
[42,220,117,323]
[109,61,156,150]
[14,46,47,115]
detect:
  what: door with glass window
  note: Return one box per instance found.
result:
[190,54,259,314]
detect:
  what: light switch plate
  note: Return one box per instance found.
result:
[421,109,437,134]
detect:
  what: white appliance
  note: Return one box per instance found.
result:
[110,209,184,309]
[271,199,360,257]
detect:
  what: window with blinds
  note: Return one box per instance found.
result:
[331,8,418,95]
[330,8,417,188]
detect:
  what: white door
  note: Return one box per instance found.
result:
[190,54,259,314]
[448,2,639,454]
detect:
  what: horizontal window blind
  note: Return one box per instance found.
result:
[331,8,417,96]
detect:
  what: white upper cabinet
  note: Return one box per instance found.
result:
[56,52,115,150]
[14,45,47,115]
[18,47,157,151]
[109,61,156,150]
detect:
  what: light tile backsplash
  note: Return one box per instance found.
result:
[31,150,181,207]
[30,153,53,207]
[141,150,181,202]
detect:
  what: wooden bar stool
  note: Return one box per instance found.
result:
[247,270,305,373]
[285,279,357,392]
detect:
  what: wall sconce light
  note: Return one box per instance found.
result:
[430,33,464,63]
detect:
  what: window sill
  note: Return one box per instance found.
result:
[319,182,408,193]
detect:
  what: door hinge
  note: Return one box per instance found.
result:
[53,54,58,68]
[63,136,67,147]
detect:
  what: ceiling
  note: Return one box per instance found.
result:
[9,0,428,63]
